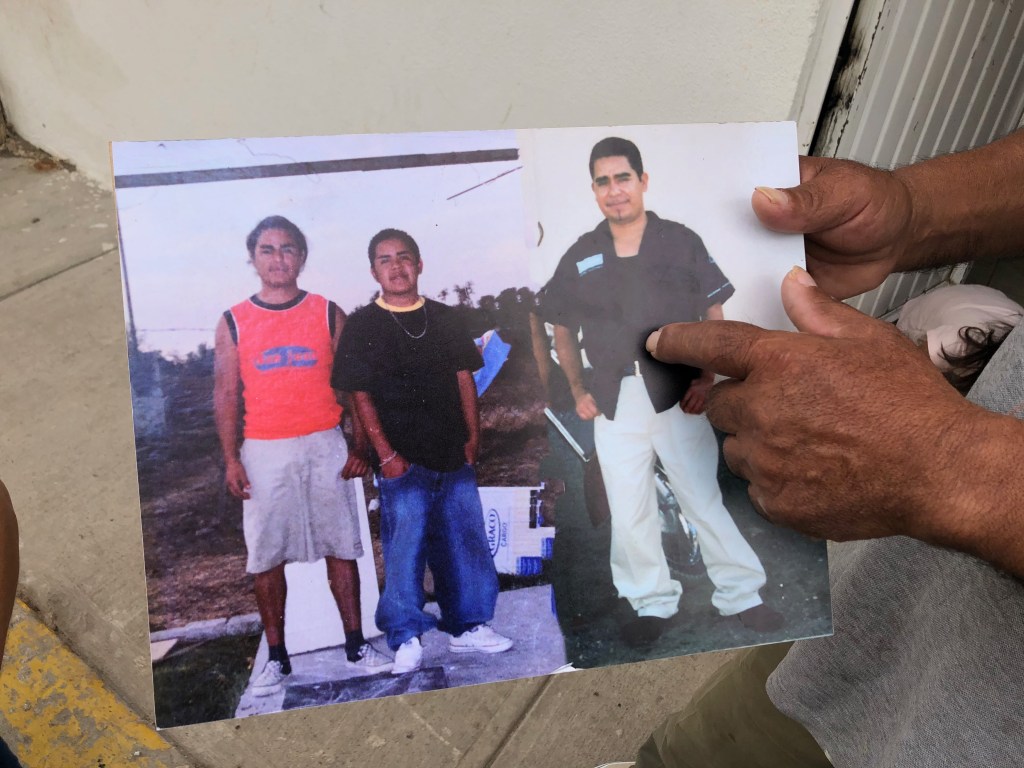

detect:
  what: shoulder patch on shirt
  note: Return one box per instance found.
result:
[576,253,604,275]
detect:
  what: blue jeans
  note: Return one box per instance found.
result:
[376,463,499,650]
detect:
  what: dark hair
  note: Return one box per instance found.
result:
[589,137,643,179]
[941,321,1018,394]
[368,228,421,266]
[246,216,308,259]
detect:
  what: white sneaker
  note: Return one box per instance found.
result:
[391,637,423,675]
[448,624,513,654]
[347,642,394,673]
[251,659,289,697]
[550,663,579,674]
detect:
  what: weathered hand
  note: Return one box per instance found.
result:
[753,156,914,299]
[341,450,370,480]
[680,377,712,415]
[225,458,252,500]
[574,391,601,421]
[647,267,979,544]
[380,454,410,480]
[464,439,480,466]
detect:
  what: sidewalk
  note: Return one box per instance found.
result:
[0,153,733,767]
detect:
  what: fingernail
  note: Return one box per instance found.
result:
[646,329,661,354]
[788,265,817,287]
[755,186,788,205]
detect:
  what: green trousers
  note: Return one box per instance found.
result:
[635,643,832,768]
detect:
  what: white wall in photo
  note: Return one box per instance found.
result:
[520,122,803,333]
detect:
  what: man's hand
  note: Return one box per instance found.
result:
[225,458,252,500]
[680,376,712,415]
[752,156,914,299]
[380,453,410,480]
[341,450,370,480]
[647,267,979,545]
[574,390,601,420]
[464,438,480,466]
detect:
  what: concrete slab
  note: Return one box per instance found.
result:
[150,638,178,663]
[234,585,566,720]
[489,650,737,768]
[0,252,154,715]
[0,155,116,300]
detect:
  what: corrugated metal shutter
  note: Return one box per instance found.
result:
[814,0,1024,317]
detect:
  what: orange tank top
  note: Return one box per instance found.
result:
[229,292,342,439]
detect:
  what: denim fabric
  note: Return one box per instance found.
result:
[375,463,499,650]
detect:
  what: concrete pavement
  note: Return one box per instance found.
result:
[237,585,566,720]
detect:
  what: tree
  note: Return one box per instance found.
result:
[454,281,475,307]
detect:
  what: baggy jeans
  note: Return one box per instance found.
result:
[375,463,499,651]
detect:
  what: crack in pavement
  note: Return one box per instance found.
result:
[0,247,117,304]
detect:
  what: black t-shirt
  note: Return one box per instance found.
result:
[332,299,483,472]
[539,212,734,418]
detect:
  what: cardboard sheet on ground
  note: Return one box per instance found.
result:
[111,123,832,728]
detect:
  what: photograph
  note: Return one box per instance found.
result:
[110,122,831,729]
[520,123,832,669]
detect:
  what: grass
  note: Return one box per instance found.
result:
[153,633,261,728]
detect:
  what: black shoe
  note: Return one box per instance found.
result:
[735,604,784,633]
[620,615,669,648]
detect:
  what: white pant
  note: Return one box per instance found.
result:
[594,377,767,618]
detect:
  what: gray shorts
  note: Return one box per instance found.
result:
[241,426,364,574]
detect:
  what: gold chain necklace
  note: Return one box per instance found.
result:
[386,300,428,340]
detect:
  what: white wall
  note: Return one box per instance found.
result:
[0,0,847,183]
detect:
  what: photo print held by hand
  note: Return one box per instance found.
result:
[111,122,830,727]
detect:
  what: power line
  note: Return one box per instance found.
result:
[446,165,522,200]
[115,148,520,188]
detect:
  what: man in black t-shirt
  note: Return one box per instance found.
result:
[333,228,513,675]
[540,138,782,646]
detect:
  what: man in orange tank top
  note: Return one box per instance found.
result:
[214,216,393,697]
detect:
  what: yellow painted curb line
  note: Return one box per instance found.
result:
[0,601,190,768]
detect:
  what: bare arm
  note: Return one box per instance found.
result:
[650,270,1024,578]
[0,481,17,669]
[457,370,481,465]
[331,305,369,479]
[653,132,1024,577]
[351,391,407,479]
[553,324,600,420]
[753,129,1024,299]
[528,312,553,401]
[213,316,250,499]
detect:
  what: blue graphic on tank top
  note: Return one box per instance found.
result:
[255,346,317,370]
